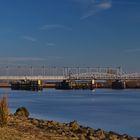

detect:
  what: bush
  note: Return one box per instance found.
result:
[0,96,9,127]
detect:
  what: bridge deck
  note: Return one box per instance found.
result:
[0,66,139,80]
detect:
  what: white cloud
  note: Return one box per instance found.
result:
[73,0,112,19]
[40,24,72,31]
[97,1,112,10]
[22,36,37,42]
[46,42,56,47]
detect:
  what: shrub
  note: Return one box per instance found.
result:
[0,96,9,127]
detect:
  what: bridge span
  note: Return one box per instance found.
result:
[0,73,140,80]
[0,76,66,80]
[0,66,139,80]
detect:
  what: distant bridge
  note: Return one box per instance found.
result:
[0,66,139,81]
[70,72,140,80]
[0,73,140,81]
[0,76,65,80]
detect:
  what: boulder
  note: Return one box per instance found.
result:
[79,134,86,140]
[122,134,136,140]
[30,118,39,126]
[14,107,30,118]
[69,120,80,130]
[108,131,121,140]
[94,129,106,139]
[86,127,94,136]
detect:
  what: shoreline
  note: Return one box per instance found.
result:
[27,114,139,138]
[1,111,139,140]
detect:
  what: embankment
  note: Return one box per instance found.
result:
[1,107,139,140]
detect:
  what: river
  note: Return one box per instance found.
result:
[0,88,140,137]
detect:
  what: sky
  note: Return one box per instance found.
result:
[0,0,140,72]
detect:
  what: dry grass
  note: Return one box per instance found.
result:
[0,96,9,127]
[0,127,23,140]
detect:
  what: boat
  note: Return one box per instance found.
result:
[11,80,43,91]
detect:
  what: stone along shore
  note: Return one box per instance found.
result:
[0,107,139,140]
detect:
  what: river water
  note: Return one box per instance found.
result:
[0,88,140,137]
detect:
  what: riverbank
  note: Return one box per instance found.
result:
[1,111,139,140]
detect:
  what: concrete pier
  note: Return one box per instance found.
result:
[112,80,126,89]
[0,79,140,89]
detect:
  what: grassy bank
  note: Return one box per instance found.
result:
[0,113,138,140]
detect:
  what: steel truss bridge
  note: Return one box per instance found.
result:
[0,66,139,81]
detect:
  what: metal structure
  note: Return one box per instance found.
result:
[0,65,139,80]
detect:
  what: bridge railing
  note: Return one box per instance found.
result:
[0,66,139,80]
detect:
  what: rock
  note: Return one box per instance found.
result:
[14,107,30,118]
[86,136,97,140]
[50,120,58,127]
[47,121,53,128]
[62,125,70,132]
[69,120,80,130]
[79,134,86,140]
[94,129,105,139]
[86,127,94,136]
[122,134,137,140]
[30,118,39,126]
[61,131,66,136]
[106,131,120,140]
[57,128,63,134]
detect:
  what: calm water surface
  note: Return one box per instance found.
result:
[0,88,140,137]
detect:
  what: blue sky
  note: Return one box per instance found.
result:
[0,0,140,71]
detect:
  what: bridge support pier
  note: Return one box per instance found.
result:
[90,79,96,90]
[112,80,126,89]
